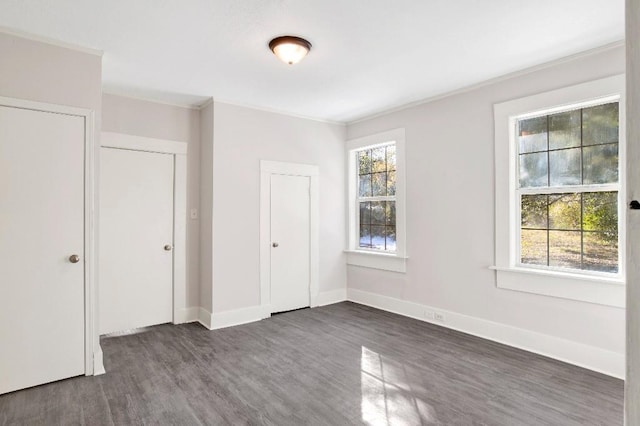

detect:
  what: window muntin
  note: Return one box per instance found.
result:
[516,101,620,274]
[520,192,618,272]
[356,143,397,252]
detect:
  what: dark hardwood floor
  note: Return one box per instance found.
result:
[0,302,623,425]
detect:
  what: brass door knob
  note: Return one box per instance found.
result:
[164,244,173,251]
[69,254,80,264]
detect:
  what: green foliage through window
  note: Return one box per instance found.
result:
[517,101,619,274]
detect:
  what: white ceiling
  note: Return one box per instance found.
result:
[0,0,624,122]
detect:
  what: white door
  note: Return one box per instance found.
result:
[0,105,86,394]
[270,174,311,313]
[99,148,174,334]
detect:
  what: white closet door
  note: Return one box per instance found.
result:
[0,105,86,394]
[99,148,174,334]
[270,174,311,313]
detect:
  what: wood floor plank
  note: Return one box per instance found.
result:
[0,302,623,425]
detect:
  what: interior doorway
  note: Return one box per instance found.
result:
[0,97,97,394]
[260,160,320,317]
[99,132,187,334]
[99,147,174,333]
[269,174,311,313]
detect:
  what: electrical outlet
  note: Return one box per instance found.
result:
[425,310,444,322]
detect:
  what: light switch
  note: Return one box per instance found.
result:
[190,208,198,220]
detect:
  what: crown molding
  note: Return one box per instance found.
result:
[102,89,203,110]
[211,98,346,126]
[0,26,103,56]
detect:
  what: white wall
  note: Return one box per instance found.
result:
[211,102,347,314]
[102,94,201,310]
[346,45,626,376]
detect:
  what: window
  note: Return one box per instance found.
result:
[517,102,620,274]
[346,128,406,272]
[493,75,625,307]
[357,144,397,251]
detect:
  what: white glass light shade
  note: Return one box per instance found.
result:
[269,36,312,65]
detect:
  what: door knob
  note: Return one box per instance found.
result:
[69,254,80,264]
[164,244,173,251]
[272,242,279,248]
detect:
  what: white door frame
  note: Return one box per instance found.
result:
[101,132,188,325]
[0,95,98,376]
[260,160,319,318]
[626,0,640,420]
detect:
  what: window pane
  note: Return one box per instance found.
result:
[583,232,618,273]
[359,174,372,197]
[359,225,371,248]
[386,145,396,171]
[370,201,386,225]
[521,195,547,229]
[549,110,581,150]
[521,229,547,266]
[513,103,621,275]
[519,152,548,188]
[371,147,386,172]
[371,172,387,196]
[549,230,581,269]
[386,201,396,226]
[385,226,397,252]
[583,143,618,184]
[549,148,581,186]
[387,170,396,196]
[371,226,385,250]
[518,116,547,154]
[358,150,371,174]
[359,202,371,226]
[583,103,619,146]
[583,192,618,233]
[549,193,580,230]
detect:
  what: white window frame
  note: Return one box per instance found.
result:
[346,128,407,273]
[493,75,626,308]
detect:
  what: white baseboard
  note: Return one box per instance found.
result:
[316,288,348,306]
[174,307,200,324]
[93,345,105,376]
[198,307,213,330]
[347,288,625,379]
[197,294,350,332]
[210,305,264,330]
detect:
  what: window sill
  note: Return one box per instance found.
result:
[345,250,407,273]
[490,266,625,308]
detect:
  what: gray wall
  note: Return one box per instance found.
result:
[346,45,626,372]
[211,102,347,314]
[199,101,214,313]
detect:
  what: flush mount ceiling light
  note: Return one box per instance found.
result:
[269,36,312,65]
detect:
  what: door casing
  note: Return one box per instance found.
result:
[101,132,188,326]
[260,160,319,318]
[0,95,100,376]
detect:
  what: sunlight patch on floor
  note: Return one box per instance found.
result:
[360,346,437,425]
